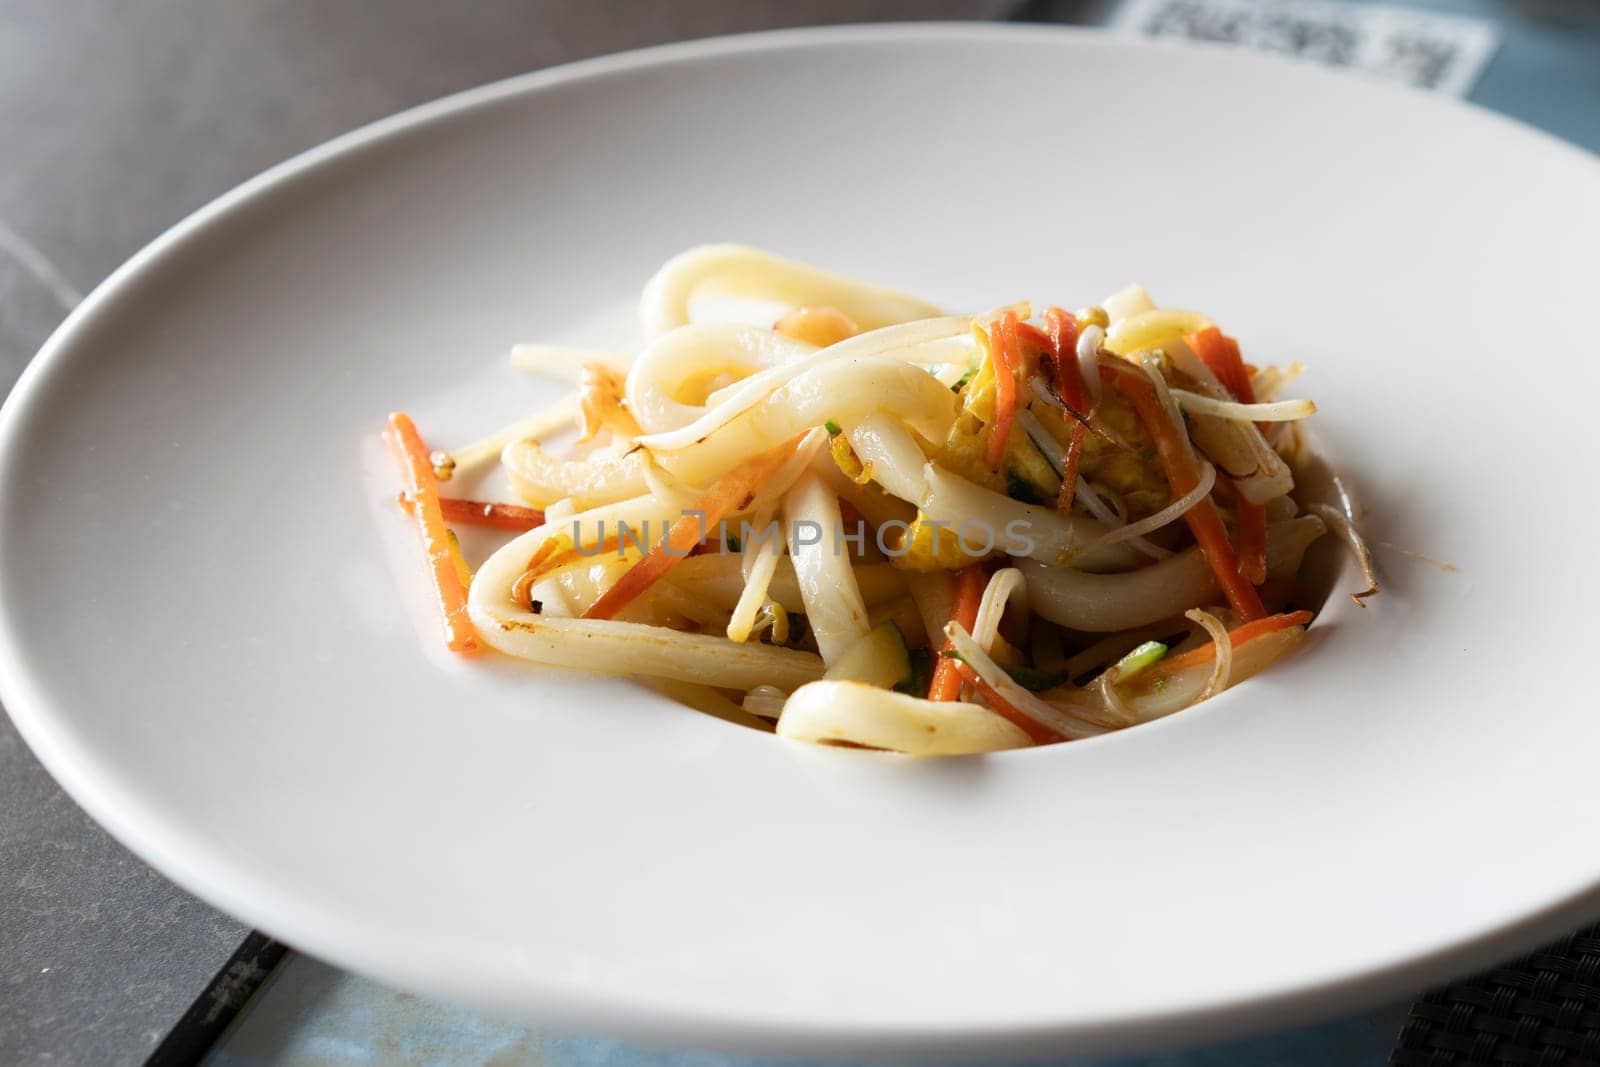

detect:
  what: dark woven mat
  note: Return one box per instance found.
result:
[1392,924,1600,1065]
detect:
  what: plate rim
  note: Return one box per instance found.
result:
[4,21,1600,1057]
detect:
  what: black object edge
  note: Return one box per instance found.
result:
[144,932,289,1067]
[1392,922,1600,1065]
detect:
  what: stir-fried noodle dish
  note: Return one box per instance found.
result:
[384,246,1371,756]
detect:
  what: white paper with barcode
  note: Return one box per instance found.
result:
[1112,0,1500,95]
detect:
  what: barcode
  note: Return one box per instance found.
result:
[1111,0,1500,95]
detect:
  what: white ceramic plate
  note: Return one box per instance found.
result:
[3,24,1599,1058]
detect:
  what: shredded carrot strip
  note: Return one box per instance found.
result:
[1055,422,1088,514]
[1237,496,1268,585]
[1102,361,1266,620]
[1186,333,1269,581]
[1187,327,1254,403]
[583,435,805,620]
[399,494,544,531]
[1159,611,1312,674]
[1043,307,1087,410]
[927,566,987,702]
[1211,476,1268,586]
[1043,307,1087,513]
[952,661,1064,745]
[984,311,1021,471]
[1016,321,1053,353]
[1187,326,1271,435]
[386,412,477,653]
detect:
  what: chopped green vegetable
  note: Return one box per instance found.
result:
[724,533,742,553]
[1139,446,1159,462]
[827,621,913,690]
[950,365,976,392]
[894,648,934,696]
[1112,640,1168,681]
[1005,469,1047,506]
[824,419,843,437]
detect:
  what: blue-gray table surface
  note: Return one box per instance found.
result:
[2,1,1595,1065]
